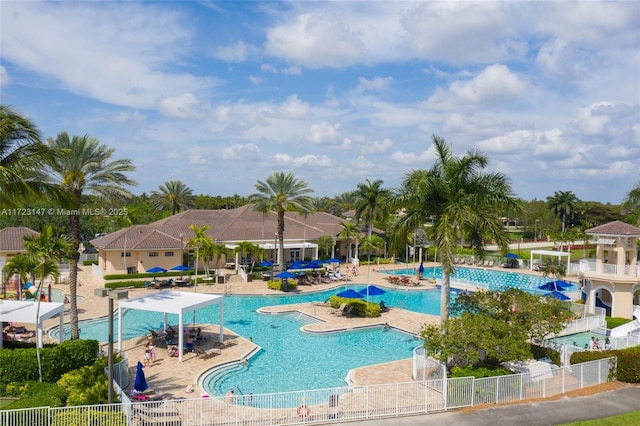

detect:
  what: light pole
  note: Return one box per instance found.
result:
[94,288,128,404]
[179,234,184,280]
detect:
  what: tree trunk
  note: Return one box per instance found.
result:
[278,209,285,270]
[440,271,451,323]
[69,195,81,340]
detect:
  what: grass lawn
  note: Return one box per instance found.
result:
[559,411,640,425]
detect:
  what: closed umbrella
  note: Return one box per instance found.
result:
[134,361,148,392]
[418,262,425,273]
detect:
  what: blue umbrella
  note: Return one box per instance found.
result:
[146,266,167,273]
[323,258,342,264]
[538,280,573,291]
[305,260,323,269]
[336,289,364,299]
[506,253,518,259]
[170,265,191,271]
[275,271,297,279]
[358,285,386,296]
[134,361,148,392]
[259,261,274,267]
[418,262,425,273]
[288,261,306,270]
[547,290,570,301]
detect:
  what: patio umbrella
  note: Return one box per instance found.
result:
[259,261,274,267]
[359,285,386,296]
[288,261,306,270]
[418,262,425,273]
[170,265,191,271]
[134,361,148,392]
[305,260,323,269]
[546,290,571,301]
[336,289,364,299]
[506,253,518,259]
[323,258,342,264]
[146,266,167,274]
[538,280,573,291]
[275,271,297,279]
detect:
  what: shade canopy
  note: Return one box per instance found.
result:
[146,266,167,273]
[358,285,386,296]
[538,280,573,291]
[305,260,323,269]
[134,361,148,392]
[275,271,297,279]
[170,265,191,271]
[0,300,65,348]
[506,253,519,259]
[117,290,224,363]
[336,289,364,299]
[547,290,571,301]
[288,261,306,270]
[259,261,273,267]
[322,258,341,264]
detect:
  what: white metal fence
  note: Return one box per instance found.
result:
[0,357,615,426]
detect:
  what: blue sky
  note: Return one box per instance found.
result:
[1,1,639,204]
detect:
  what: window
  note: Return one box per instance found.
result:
[165,252,174,257]
[149,252,158,257]
[120,252,131,257]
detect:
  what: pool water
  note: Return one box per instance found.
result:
[547,331,608,349]
[383,266,577,293]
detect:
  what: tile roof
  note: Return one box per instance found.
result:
[586,220,640,237]
[0,227,39,251]
[90,205,351,249]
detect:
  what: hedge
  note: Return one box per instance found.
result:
[0,340,99,385]
[0,381,67,409]
[570,345,640,383]
[104,281,147,289]
[328,295,381,318]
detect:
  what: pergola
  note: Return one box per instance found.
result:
[529,250,571,271]
[0,300,65,349]
[117,290,224,362]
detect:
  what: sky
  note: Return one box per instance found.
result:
[1,1,639,204]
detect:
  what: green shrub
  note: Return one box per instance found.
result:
[104,281,146,289]
[0,340,99,385]
[450,365,512,378]
[1,381,67,409]
[530,344,561,366]
[570,346,640,383]
[327,295,381,318]
[57,358,117,406]
[52,409,127,426]
[82,260,98,266]
[607,317,631,329]
[266,280,297,291]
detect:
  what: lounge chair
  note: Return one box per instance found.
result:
[342,306,354,317]
[332,302,347,315]
[379,300,389,312]
[328,272,338,282]
[195,346,221,359]
[214,340,238,349]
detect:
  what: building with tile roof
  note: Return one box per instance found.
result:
[579,221,640,319]
[0,227,39,297]
[90,205,360,276]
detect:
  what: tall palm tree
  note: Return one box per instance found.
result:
[333,191,357,217]
[186,224,213,288]
[317,235,335,259]
[250,172,314,270]
[150,180,195,215]
[0,105,67,207]
[359,234,385,300]
[547,190,579,232]
[354,178,390,237]
[234,241,260,275]
[3,253,37,300]
[46,132,136,340]
[23,224,71,382]
[388,135,520,322]
[540,257,567,290]
[210,243,229,278]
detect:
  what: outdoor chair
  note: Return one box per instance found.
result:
[332,302,347,315]
[214,339,238,349]
[195,346,221,359]
[342,306,354,317]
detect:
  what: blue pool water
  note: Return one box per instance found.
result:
[383,266,577,293]
[547,331,608,349]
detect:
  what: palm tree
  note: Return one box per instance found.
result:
[23,224,71,382]
[359,234,385,300]
[210,243,229,278]
[623,181,640,210]
[150,180,195,215]
[250,172,314,270]
[354,178,390,237]
[46,132,136,340]
[186,224,213,288]
[3,253,38,300]
[547,190,579,232]
[333,191,357,217]
[388,135,520,322]
[0,105,67,207]
[317,235,335,259]
[540,258,567,290]
[234,241,260,276]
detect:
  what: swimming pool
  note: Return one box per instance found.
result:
[547,331,608,349]
[36,288,85,304]
[382,266,577,294]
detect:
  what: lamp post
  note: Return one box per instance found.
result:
[94,288,128,404]
[273,232,278,279]
[179,234,184,280]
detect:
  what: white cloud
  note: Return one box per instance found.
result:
[1,2,214,108]
[390,147,437,165]
[274,94,311,120]
[156,93,204,119]
[574,102,614,135]
[249,75,262,85]
[0,66,11,86]
[356,76,394,93]
[221,143,260,160]
[282,65,302,75]
[272,153,332,168]
[362,138,393,154]
[307,122,341,145]
[214,41,256,62]
[113,110,146,123]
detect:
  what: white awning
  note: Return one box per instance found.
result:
[0,300,65,348]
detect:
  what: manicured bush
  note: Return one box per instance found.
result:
[606,317,631,329]
[1,381,67,409]
[52,409,127,426]
[450,365,512,378]
[82,260,98,266]
[0,340,99,385]
[328,295,381,318]
[267,280,298,291]
[104,281,146,289]
[57,356,118,406]
[570,346,640,383]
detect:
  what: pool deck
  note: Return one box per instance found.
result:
[41,261,560,399]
